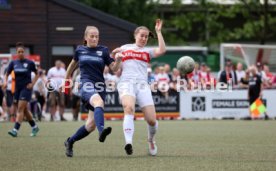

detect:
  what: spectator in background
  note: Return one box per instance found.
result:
[189,62,200,88]
[4,70,16,122]
[47,60,67,121]
[219,62,238,87]
[164,64,172,81]
[263,64,273,88]
[256,62,268,81]
[0,75,4,121]
[170,68,180,91]
[153,66,160,81]
[33,69,47,119]
[235,62,245,84]
[272,75,276,88]
[147,67,155,84]
[71,69,81,121]
[156,66,170,100]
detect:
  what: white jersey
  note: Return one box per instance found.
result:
[47,67,66,91]
[120,44,155,82]
[6,74,12,90]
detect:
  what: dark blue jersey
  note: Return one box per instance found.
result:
[73,45,114,86]
[6,59,37,89]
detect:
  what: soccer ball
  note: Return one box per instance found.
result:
[176,56,195,74]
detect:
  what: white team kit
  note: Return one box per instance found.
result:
[117,44,155,108]
[47,67,66,91]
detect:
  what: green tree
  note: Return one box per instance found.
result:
[76,0,159,26]
[165,0,276,46]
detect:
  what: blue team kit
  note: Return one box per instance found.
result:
[74,45,114,110]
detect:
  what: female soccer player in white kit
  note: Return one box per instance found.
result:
[113,19,166,156]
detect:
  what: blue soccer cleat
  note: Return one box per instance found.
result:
[8,130,17,137]
[30,127,39,137]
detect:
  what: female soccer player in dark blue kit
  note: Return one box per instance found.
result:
[63,26,123,157]
[3,42,40,137]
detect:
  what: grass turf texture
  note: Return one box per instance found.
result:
[1,121,276,171]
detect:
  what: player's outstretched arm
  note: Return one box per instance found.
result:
[154,19,166,58]
[109,52,123,72]
[65,59,78,80]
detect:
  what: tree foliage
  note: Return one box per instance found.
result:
[76,0,276,46]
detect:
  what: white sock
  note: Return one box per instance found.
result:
[32,125,38,129]
[12,128,18,132]
[148,121,158,142]
[123,114,134,144]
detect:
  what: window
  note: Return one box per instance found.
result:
[52,46,74,56]
[10,47,31,56]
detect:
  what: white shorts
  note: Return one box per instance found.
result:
[117,80,154,108]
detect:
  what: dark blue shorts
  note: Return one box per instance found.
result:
[14,88,32,103]
[5,90,14,107]
[80,87,106,111]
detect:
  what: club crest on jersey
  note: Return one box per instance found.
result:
[96,51,103,56]
[23,63,28,68]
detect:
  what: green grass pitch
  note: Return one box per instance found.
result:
[1,120,276,171]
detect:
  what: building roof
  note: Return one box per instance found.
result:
[51,0,137,32]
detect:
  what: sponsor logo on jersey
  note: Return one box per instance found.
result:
[122,50,150,63]
[80,51,88,54]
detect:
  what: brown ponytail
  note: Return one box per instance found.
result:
[83,40,87,46]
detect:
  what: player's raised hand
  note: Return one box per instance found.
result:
[155,19,163,33]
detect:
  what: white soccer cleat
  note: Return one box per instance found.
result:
[148,141,157,156]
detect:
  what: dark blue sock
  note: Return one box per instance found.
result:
[14,122,21,130]
[68,125,90,144]
[94,107,104,134]
[28,120,36,127]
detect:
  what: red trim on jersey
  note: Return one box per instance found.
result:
[122,50,150,63]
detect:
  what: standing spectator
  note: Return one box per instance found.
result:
[47,60,66,121]
[235,62,245,84]
[156,66,170,99]
[33,69,47,119]
[147,67,155,84]
[4,70,16,122]
[153,66,160,81]
[170,68,180,91]
[164,64,172,81]
[263,64,273,88]
[256,62,268,82]
[71,69,81,121]
[0,75,4,121]
[219,62,238,87]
